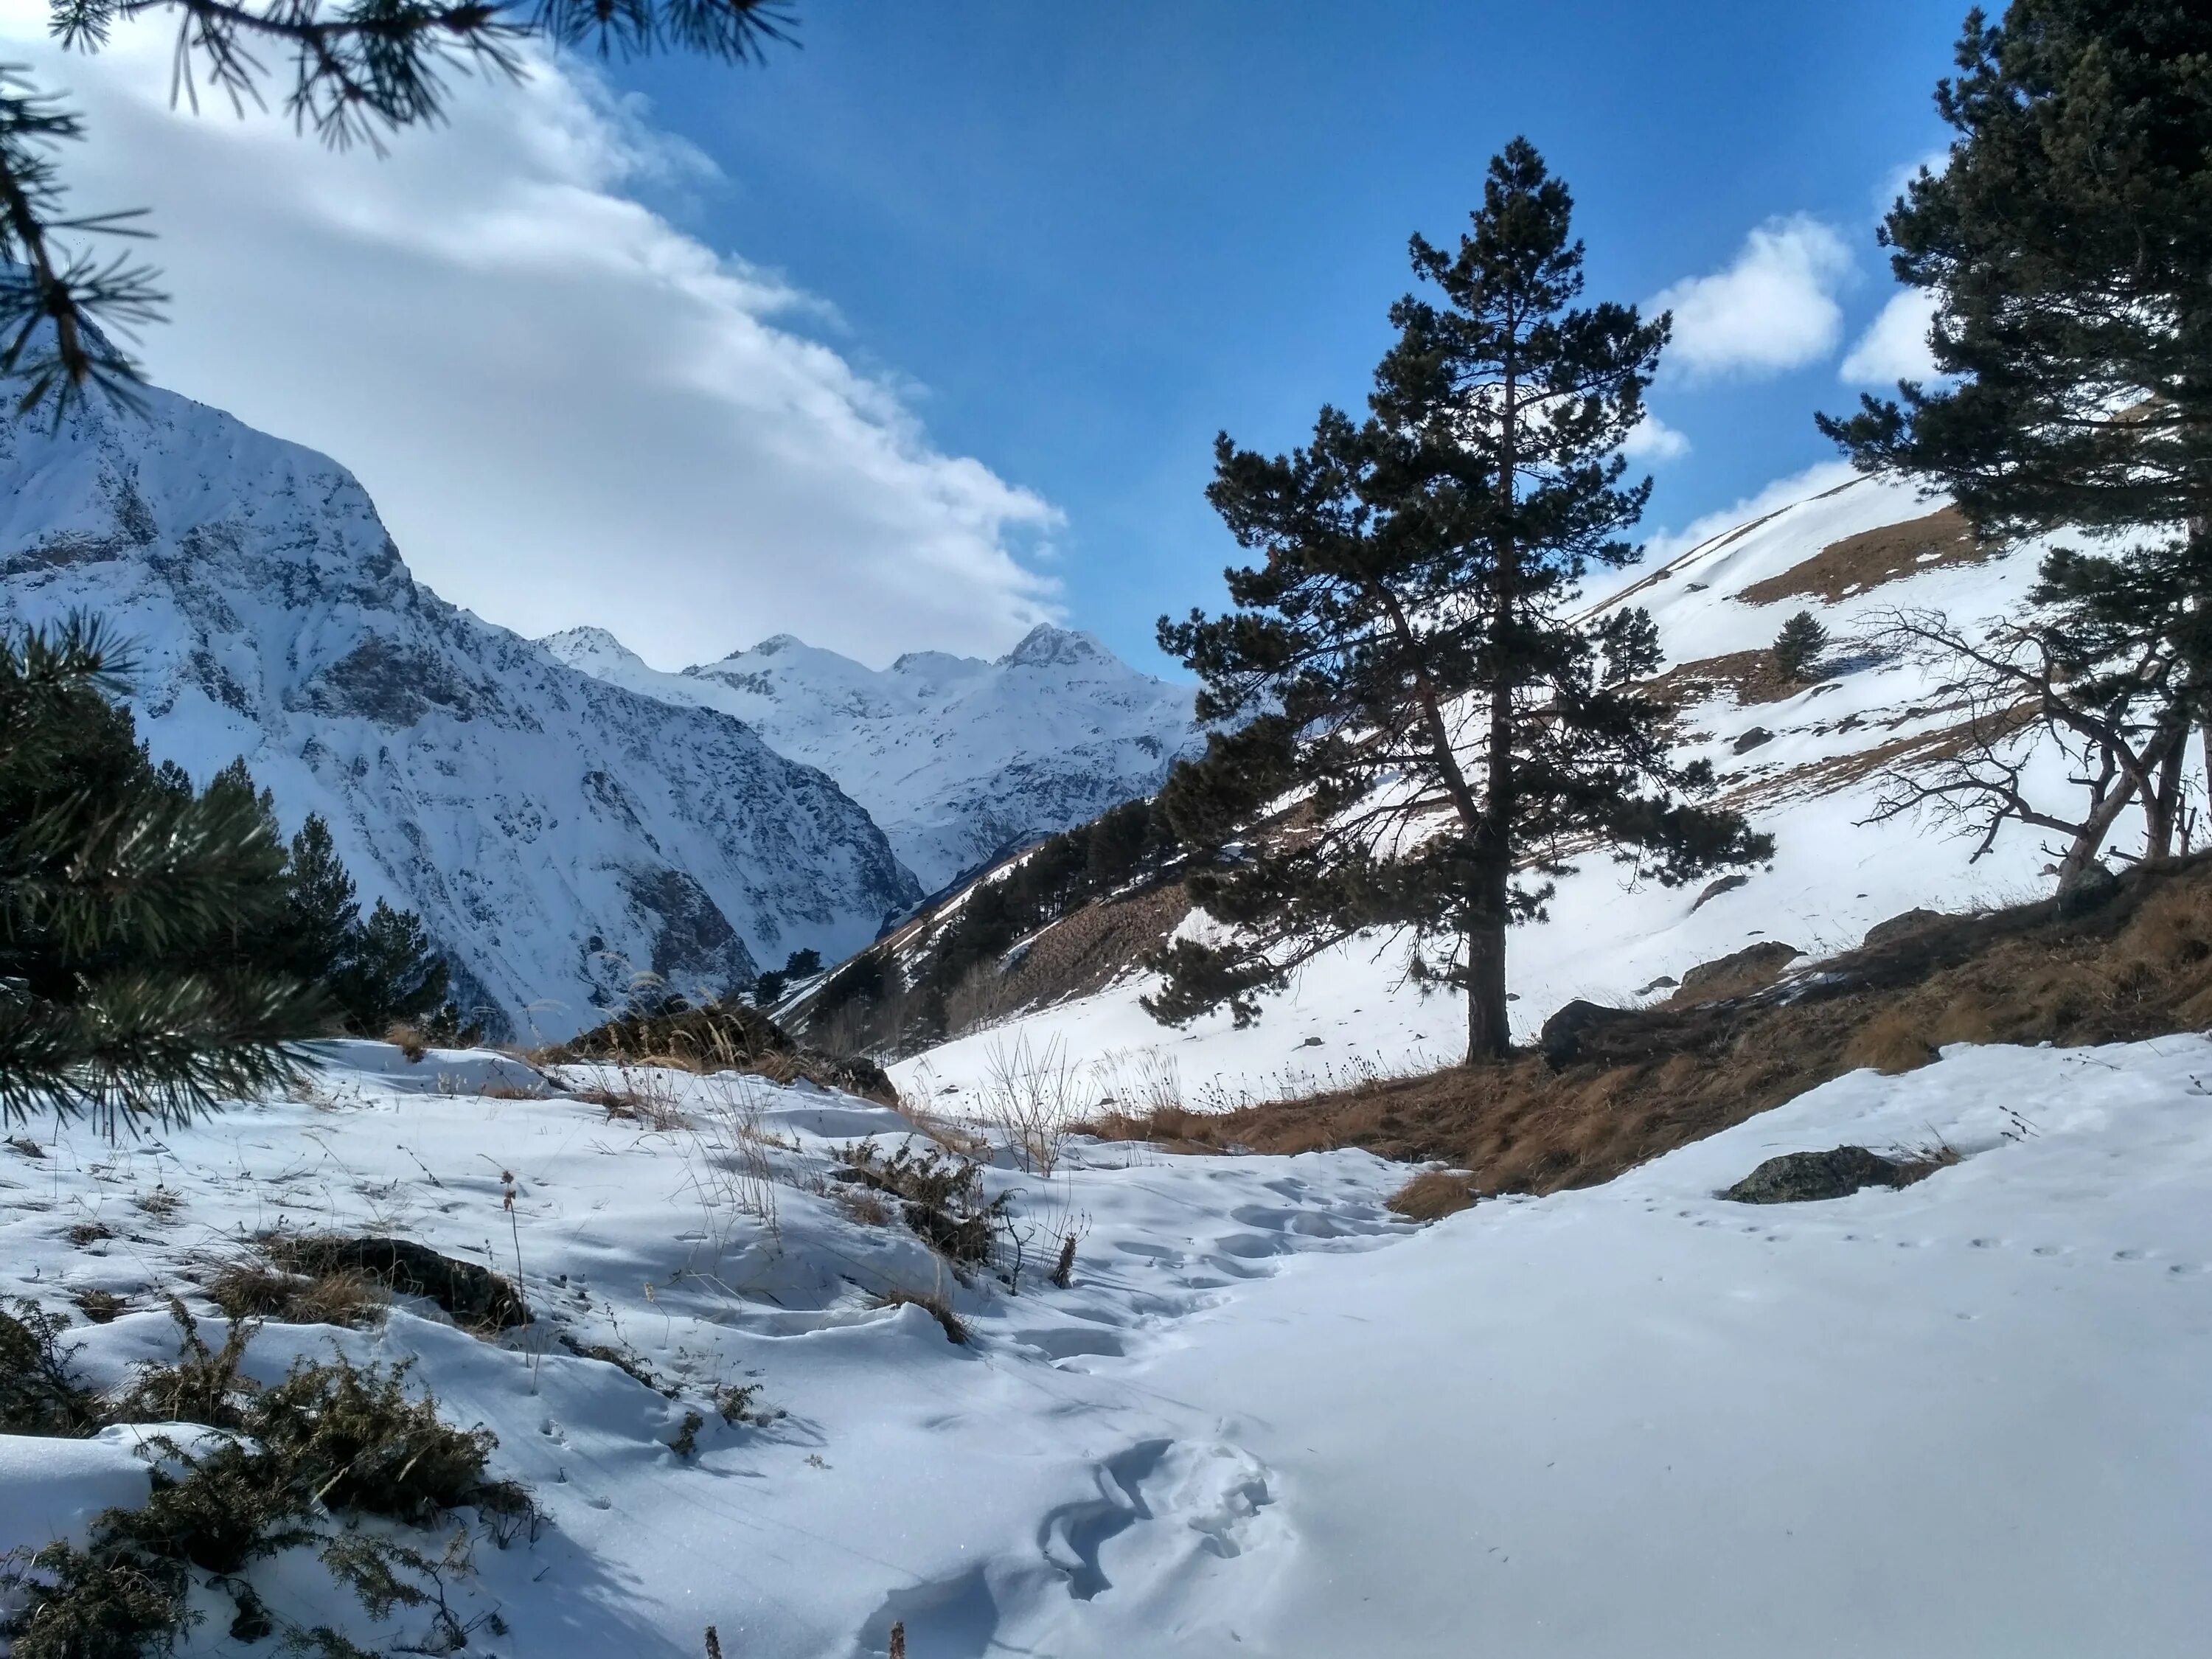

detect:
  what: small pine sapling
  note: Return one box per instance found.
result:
[1770,611,1830,682]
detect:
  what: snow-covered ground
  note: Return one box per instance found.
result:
[894,473,2101,1109]
[4,1035,2208,1655]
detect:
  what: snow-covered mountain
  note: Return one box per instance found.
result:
[892,468,2094,1105]
[542,622,1200,892]
[0,382,919,1038]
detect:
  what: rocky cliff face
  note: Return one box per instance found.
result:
[0,383,919,1039]
[543,622,1201,893]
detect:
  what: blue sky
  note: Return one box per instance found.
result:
[10,0,1965,672]
[608,0,1964,669]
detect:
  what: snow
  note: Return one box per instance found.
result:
[4,1034,2207,1654]
[0,1430,152,1556]
[0,384,919,1040]
[892,473,2105,1109]
[541,622,1199,893]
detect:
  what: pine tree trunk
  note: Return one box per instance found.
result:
[2145,732,2185,866]
[1464,933,1509,1062]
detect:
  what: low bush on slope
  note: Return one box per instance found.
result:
[1082,854,2212,1197]
[0,1300,524,1656]
[546,994,897,1102]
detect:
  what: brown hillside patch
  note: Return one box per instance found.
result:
[1736,507,1994,607]
[1647,648,1800,709]
[1085,856,2212,1197]
[997,882,1192,1009]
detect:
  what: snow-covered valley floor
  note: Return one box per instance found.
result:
[4,1035,2210,1656]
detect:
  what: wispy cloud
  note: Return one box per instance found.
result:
[1621,411,1691,462]
[1840,289,1941,385]
[0,10,1062,669]
[1649,216,1854,380]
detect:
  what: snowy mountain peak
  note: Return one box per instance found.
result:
[998,622,1112,670]
[0,383,918,1038]
[550,620,1201,891]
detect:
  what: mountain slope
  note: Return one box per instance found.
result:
[0,383,919,1038]
[888,469,2102,1105]
[542,622,1200,892]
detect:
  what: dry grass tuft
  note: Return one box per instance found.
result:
[132,1186,184,1222]
[65,1221,114,1248]
[1385,1169,1480,1222]
[832,1186,892,1227]
[206,1258,390,1329]
[574,1068,690,1131]
[67,1287,130,1324]
[872,1288,970,1344]
[1091,855,2212,1198]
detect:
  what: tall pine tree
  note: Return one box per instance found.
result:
[0,618,320,1130]
[1149,141,1768,1062]
[1819,1,2212,863]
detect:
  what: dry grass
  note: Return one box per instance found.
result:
[1385,1169,1479,1222]
[1091,855,2212,1197]
[1646,647,1804,709]
[871,1287,970,1344]
[1737,507,1996,606]
[832,1186,892,1227]
[574,1068,690,1131]
[133,1186,184,1222]
[386,1021,430,1062]
[67,1287,130,1324]
[66,1221,114,1248]
[206,1258,391,1329]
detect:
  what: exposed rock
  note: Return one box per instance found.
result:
[1540,999,1638,1071]
[1635,974,1680,996]
[270,1235,529,1329]
[1722,1146,1906,1204]
[1863,908,1947,950]
[1675,941,1804,1003]
[1731,726,1775,754]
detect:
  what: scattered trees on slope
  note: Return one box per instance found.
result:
[1821,0,2212,880]
[1146,141,1768,1064]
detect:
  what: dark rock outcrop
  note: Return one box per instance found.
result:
[1722,1146,1907,1204]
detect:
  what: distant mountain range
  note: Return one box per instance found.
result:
[0,380,920,1039]
[541,622,1200,893]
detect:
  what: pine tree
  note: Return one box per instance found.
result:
[335,900,453,1034]
[0,616,320,1130]
[278,815,363,987]
[1148,141,1769,1063]
[1771,612,1830,682]
[1818,1,2212,863]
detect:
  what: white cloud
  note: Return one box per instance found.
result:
[0,11,1062,668]
[1840,289,1941,385]
[1649,216,1854,380]
[1620,411,1691,462]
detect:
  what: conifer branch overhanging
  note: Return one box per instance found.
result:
[0,0,796,415]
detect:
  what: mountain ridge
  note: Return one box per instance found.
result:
[0,379,920,1039]
[542,616,1201,891]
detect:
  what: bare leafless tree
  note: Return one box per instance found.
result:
[1861,606,2189,886]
